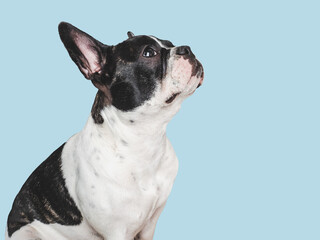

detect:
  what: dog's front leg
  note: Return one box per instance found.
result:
[103,232,132,240]
[135,204,166,240]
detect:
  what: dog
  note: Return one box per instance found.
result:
[6,22,204,240]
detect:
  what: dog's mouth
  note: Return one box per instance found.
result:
[185,58,204,89]
[165,55,204,104]
[166,61,203,104]
[192,59,204,88]
[165,92,181,104]
[196,63,204,88]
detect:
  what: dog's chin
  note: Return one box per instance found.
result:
[182,76,203,99]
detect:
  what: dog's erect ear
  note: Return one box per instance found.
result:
[58,22,107,80]
[127,31,135,39]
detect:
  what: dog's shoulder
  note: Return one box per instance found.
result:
[7,143,83,237]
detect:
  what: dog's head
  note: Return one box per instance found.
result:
[58,22,204,124]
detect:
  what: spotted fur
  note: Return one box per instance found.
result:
[6,22,204,240]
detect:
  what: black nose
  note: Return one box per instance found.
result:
[176,46,192,56]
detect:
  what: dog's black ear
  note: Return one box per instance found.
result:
[127,31,135,39]
[58,22,107,80]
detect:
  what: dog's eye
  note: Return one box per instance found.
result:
[142,47,157,58]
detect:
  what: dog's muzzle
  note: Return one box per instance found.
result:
[175,45,204,87]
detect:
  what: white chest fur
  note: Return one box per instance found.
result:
[61,111,179,239]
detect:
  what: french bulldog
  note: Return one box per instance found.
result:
[6,22,204,240]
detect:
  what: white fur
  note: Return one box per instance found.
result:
[62,105,180,240]
[7,43,203,240]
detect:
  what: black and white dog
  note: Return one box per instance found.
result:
[6,22,204,240]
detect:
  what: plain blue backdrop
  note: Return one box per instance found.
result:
[1,0,319,239]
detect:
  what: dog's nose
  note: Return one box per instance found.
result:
[176,46,192,56]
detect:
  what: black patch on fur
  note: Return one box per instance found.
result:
[7,144,82,237]
[152,36,175,48]
[191,59,203,78]
[160,48,169,80]
[91,90,107,124]
[108,36,168,111]
[59,22,177,117]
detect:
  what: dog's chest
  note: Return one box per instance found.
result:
[62,122,178,235]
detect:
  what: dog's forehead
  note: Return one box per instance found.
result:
[150,36,175,48]
[115,35,174,50]
[113,35,174,62]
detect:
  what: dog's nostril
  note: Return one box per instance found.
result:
[176,46,192,56]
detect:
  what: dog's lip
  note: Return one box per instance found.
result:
[195,62,204,88]
[197,69,204,88]
[196,59,203,75]
[165,92,181,104]
[185,61,204,91]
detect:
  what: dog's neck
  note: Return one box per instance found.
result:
[100,106,167,142]
[78,104,178,164]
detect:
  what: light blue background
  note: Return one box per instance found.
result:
[1,0,319,239]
